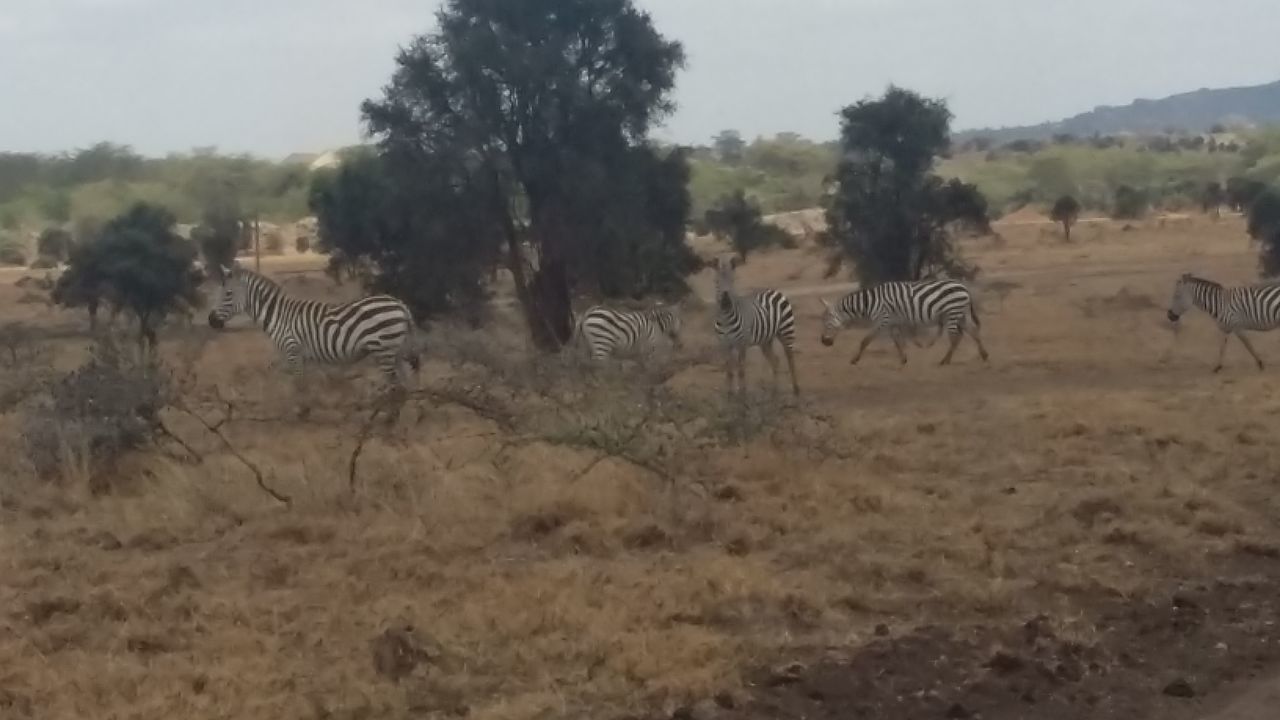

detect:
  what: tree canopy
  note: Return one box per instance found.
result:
[823,86,990,282]
[53,202,201,348]
[1247,189,1280,276]
[704,190,794,260]
[355,0,693,349]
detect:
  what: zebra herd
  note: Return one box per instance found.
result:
[202,259,1280,404]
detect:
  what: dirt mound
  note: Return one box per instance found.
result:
[672,563,1280,720]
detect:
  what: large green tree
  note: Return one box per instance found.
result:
[359,0,693,350]
[823,86,990,282]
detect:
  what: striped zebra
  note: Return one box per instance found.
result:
[819,279,989,366]
[575,304,682,361]
[713,254,800,396]
[207,264,421,398]
[1167,272,1280,372]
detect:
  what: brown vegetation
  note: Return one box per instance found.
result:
[2,214,1280,719]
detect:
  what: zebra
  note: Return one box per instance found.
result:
[1166,272,1280,372]
[819,279,989,366]
[206,264,421,405]
[575,304,682,361]
[713,254,800,397]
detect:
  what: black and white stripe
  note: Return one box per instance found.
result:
[820,279,989,365]
[207,264,420,391]
[713,255,800,396]
[576,305,682,361]
[1167,272,1280,372]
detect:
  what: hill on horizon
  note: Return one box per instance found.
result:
[956,79,1280,143]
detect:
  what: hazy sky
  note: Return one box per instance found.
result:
[2,0,1278,158]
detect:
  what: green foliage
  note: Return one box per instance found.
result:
[824,86,990,282]
[1111,185,1149,219]
[36,227,73,262]
[54,202,201,347]
[309,150,499,324]
[704,190,795,259]
[1226,177,1268,212]
[0,144,315,236]
[360,0,690,349]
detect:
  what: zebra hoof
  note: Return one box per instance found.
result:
[1212,365,1224,374]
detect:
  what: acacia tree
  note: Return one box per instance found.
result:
[1050,195,1082,241]
[53,203,201,349]
[823,86,990,282]
[358,0,694,350]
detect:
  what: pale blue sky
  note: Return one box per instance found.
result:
[2,0,1277,157]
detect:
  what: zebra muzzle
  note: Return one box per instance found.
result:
[1166,310,1179,323]
[821,336,834,347]
[208,312,226,330]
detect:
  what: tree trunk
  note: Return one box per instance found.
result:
[1063,220,1072,242]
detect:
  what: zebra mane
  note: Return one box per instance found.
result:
[1180,273,1222,290]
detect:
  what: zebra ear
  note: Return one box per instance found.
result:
[819,297,832,311]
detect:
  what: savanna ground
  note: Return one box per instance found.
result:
[4,212,1280,720]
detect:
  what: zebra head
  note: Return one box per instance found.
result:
[1167,272,1200,323]
[207,264,246,330]
[714,254,742,311]
[652,305,683,348]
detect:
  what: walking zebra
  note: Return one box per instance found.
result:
[713,254,800,396]
[819,279,989,366]
[207,264,421,401]
[575,304,682,361]
[1166,272,1280,372]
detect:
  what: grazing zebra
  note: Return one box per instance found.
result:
[713,254,800,396]
[1166,272,1280,372]
[820,279,989,366]
[207,264,421,399]
[575,304,682,361]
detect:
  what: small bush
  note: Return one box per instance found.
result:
[21,337,168,485]
[1112,185,1149,220]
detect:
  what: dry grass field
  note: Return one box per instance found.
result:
[4,213,1280,719]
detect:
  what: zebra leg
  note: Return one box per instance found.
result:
[1234,332,1266,371]
[1213,332,1231,373]
[889,330,909,366]
[723,346,737,397]
[939,325,964,365]
[735,346,748,397]
[850,326,885,365]
[760,340,781,394]
[280,339,313,420]
[782,342,800,396]
[966,320,991,363]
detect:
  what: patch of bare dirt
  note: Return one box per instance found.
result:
[670,561,1280,720]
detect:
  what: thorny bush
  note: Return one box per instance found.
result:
[21,335,169,485]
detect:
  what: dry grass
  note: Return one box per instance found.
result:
[3,214,1280,719]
